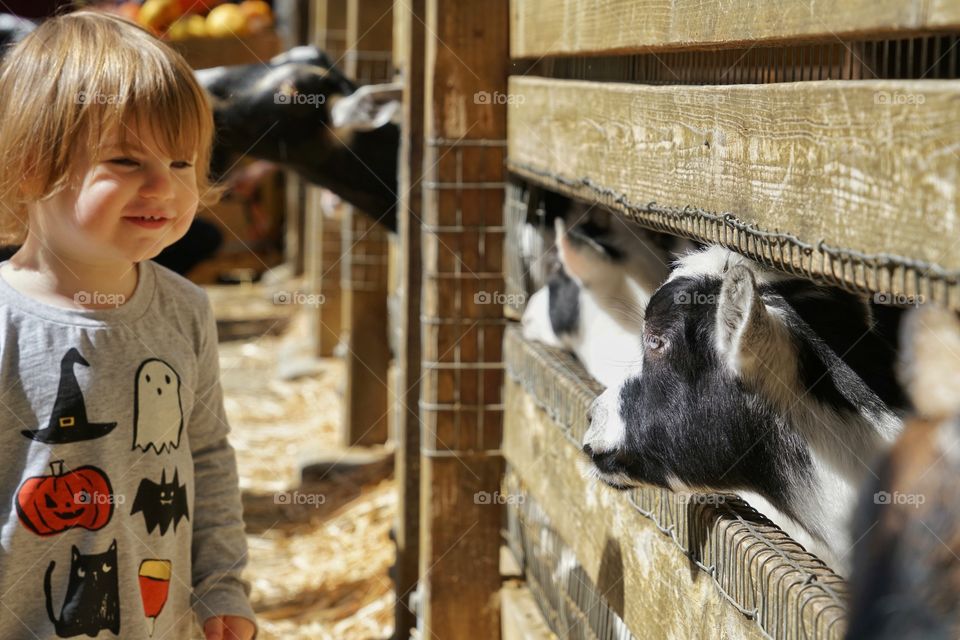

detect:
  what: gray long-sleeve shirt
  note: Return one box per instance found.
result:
[0,260,254,638]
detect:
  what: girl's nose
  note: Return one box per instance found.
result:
[140,167,174,199]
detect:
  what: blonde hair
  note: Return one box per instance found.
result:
[0,11,220,244]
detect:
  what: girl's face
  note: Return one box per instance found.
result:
[33,123,201,267]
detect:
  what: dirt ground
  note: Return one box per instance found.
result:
[217,313,396,639]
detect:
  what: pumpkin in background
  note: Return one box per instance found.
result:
[16,461,114,536]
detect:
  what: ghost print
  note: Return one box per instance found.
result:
[132,359,184,454]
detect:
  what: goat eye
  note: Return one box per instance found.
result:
[645,335,666,351]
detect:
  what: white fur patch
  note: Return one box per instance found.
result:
[668,245,786,285]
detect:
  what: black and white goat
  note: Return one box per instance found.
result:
[846,306,960,638]
[196,46,401,231]
[521,202,675,387]
[581,246,907,572]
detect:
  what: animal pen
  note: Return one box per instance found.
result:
[281,1,960,638]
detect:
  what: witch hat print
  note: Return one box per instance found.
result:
[21,348,117,444]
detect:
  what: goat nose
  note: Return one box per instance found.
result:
[583,443,594,456]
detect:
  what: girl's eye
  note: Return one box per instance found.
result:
[171,161,193,170]
[645,335,667,352]
[108,157,139,167]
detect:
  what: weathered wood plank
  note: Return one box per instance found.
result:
[511,0,960,58]
[508,76,960,303]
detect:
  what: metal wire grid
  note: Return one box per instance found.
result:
[504,472,635,640]
[420,137,509,456]
[502,326,849,640]
[507,163,960,309]
[531,35,960,84]
[503,180,534,317]
[340,210,390,293]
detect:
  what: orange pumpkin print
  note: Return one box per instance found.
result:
[16,461,114,536]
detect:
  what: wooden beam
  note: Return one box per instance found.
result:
[392,0,425,636]
[511,0,960,58]
[340,209,390,445]
[337,0,394,446]
[508,76,960,305]
[419,0,510,637]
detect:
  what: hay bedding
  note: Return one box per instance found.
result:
[218,314,396,639]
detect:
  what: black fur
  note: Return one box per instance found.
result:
[547,268,580,338]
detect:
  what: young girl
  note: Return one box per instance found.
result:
[0,12,256,640]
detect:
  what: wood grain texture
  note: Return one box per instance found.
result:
[503,377,767,640]
[511,0,960,58]
[393,0,425,636]
[418,0,510,637]
[508,76,960,274]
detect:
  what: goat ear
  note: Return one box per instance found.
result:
[555,217,616,289]
[330,82,402,131]
[715,265,773,376]
[900,306,960,418]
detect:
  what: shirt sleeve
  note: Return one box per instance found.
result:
[188,298,257,629]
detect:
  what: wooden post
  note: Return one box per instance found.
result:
[303,0,348,358]
[393,0,424,635]
[275,1,311,278]
[338,0,394,446]
[419,0,509,637]
[340,209,391,446]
